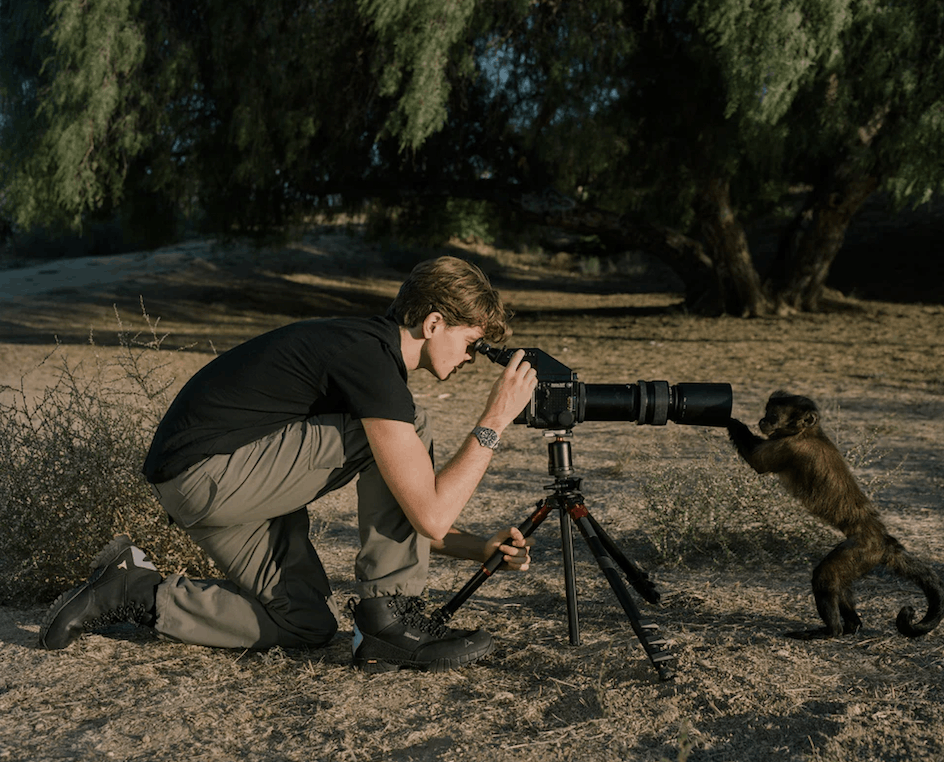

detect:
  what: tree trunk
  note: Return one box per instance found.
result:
[770,173,879,311]
[697,178,774,317]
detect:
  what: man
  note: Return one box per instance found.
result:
[40,256,538,673]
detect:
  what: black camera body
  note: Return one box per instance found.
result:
[474,341,732,430]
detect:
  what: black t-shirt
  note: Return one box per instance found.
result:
[142,316,415,483]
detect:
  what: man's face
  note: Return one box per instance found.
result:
[424,321,484,381]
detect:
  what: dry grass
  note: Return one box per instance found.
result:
[1,234,943,761]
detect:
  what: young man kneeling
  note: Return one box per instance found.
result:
[41,256,537,673]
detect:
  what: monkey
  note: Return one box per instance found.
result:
[726,390,944,640]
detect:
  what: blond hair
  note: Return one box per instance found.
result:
[387,256,510,342]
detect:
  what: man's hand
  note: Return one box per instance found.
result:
[477,349,538,434]
[485,526,533,571]
[431,526,534,571]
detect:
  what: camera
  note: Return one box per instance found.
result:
[473,340,732,429]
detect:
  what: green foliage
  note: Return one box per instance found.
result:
[0,304,217,605]
[691,0,852,126]
[2,0,942,269]
[3,0,147,228]
[1,0,386,233]
[367,197,498,248]
[359,0,478,150]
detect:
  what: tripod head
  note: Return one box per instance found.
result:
[543,430,588,502]
[545,429,576,479]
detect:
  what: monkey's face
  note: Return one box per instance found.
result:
[760,394,820,438]
[759,406,787,436]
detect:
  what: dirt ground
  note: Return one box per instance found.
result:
[0,230,943,761]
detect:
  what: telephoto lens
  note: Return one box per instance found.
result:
[583,382,733,427]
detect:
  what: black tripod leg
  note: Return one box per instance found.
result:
[436,499,554,622]
[559,506,581,645]
[584,512,661,605]
[570,507,675,681]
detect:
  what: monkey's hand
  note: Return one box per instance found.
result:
[727,418,762,460]
[726,418,753,445]
[726,418,779,474]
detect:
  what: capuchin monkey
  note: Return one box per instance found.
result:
[727,391,944,640]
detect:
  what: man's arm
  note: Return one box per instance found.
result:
[361,350,536,541]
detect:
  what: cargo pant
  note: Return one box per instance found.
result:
[148,408,432,649]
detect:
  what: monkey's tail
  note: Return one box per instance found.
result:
[882,537,944,637]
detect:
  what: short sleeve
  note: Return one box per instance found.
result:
[326,339,415,423]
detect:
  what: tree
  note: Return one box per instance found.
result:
[0,0,150,228]
[3,0,942,314]
[0,0,393,233]
[523,0,942,315]
[352,0,944,314]
[765,1,944,311]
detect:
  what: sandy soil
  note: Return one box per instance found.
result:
[1,230,942,761]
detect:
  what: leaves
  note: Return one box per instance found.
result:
[34,0,146,224]
[359,0,478,150]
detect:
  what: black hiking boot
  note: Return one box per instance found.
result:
[39,534,163,650]
[350,595,494,673]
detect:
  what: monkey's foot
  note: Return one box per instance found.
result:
[842,620,862,635]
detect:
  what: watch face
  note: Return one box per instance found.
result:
[475,427,499,449]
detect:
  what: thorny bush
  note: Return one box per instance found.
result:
[0,301,217,605]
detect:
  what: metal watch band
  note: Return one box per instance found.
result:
[472,426,501,451]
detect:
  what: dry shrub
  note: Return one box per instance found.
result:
[628,432,831,567]
[628,424,897,568]
[0,301,217,605]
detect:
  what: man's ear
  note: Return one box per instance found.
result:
[422,311,444,339]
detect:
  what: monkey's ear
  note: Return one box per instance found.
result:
[801,410,819,428]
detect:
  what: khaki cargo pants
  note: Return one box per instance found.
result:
[148,408,432,649]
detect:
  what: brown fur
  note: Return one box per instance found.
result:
[727,391,944,639]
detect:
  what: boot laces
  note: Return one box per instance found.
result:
[390,596,450,639]
[84,602,149,631]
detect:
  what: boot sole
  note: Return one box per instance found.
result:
[353,637,495,674]
[39,535,134,649]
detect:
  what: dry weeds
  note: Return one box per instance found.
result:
[1,232,943,761]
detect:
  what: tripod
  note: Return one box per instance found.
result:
[437,429,675,681]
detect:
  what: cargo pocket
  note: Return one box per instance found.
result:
[159,468,220,528]
[306,413,348,471]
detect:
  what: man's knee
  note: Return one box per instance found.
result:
[266,600,338,648]
[296,617,338,648]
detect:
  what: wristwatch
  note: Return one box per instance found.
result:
[472,426,501,451]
